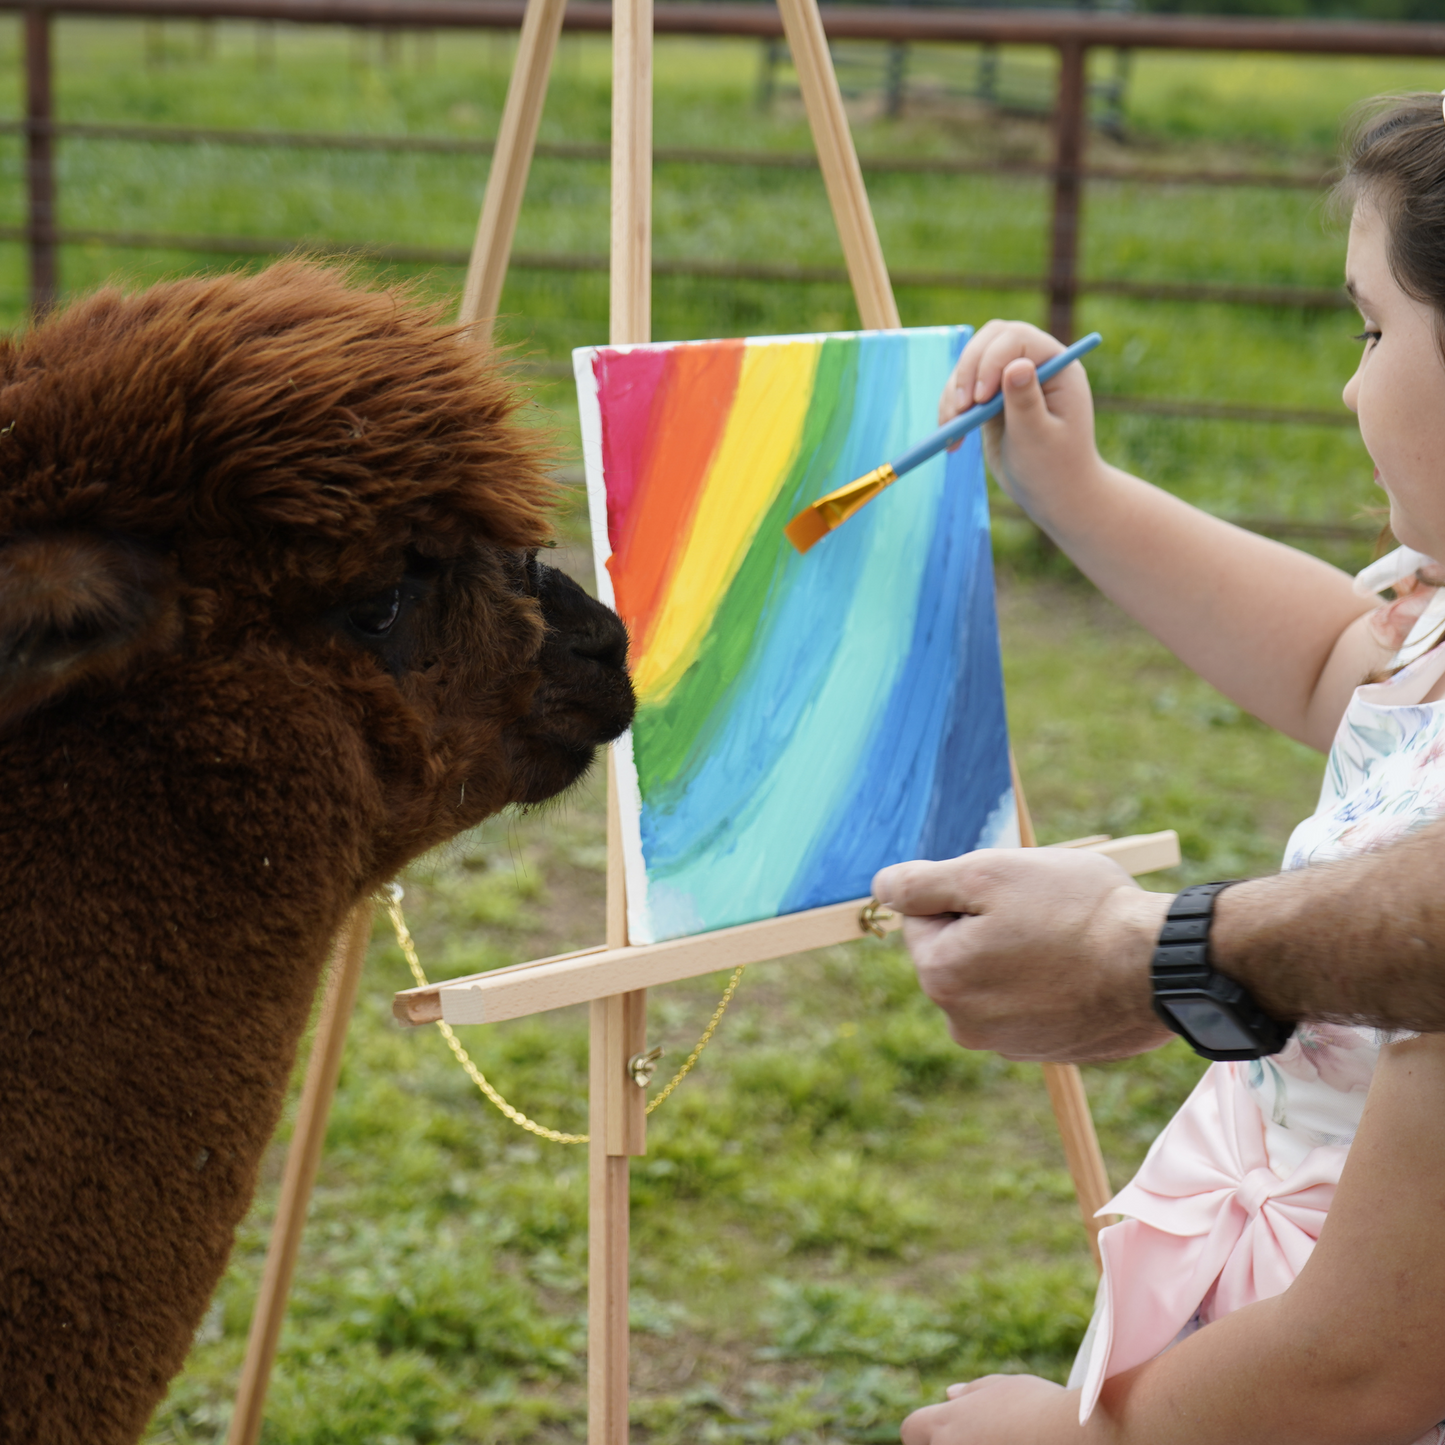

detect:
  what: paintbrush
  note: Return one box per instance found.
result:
[784,331,1104,554]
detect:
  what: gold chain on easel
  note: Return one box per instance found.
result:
[642,963,745,1113]
[382,885,744,1144]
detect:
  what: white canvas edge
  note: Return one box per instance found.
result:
[612,730,654,945]
[576,323,962,362]
[572,345,654,944]
[572,347,617,612]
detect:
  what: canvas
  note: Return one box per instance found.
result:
[575,325,1016,947]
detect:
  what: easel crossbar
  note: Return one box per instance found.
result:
[397,896,889,1027]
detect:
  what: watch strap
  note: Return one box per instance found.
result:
[1152,881,1237,989]
[1152,882,1295,1061]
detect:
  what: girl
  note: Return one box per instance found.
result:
[901,94,1445,1445]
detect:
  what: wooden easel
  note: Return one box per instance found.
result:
[228,5,1183,1440]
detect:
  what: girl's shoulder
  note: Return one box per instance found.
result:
[1288,575,1445,871]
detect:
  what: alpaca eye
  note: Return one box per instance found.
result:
[347,586,401,636]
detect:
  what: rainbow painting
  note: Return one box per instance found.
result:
[575,325,1016,946]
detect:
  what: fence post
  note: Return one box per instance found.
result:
[977,42,998,105]
[24,7,56,319]
[1048,39,1086,342]
[884,40,907,118]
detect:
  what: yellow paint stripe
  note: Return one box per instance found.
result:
[631,339,821,703]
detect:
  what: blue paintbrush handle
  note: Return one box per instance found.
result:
[888,331,1103,478]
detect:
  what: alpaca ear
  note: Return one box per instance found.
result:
[0,533,180,725]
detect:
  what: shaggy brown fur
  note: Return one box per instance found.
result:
[0,263,634,1443]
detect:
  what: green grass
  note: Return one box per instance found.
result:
[0,22,1383,1440]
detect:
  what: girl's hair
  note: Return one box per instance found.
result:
[1335,94,1445,357]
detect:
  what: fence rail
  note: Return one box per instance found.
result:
[9,0,1445,54]
[0,223,1354,312]
[0,1,1416,434]
[0,118,1333,188]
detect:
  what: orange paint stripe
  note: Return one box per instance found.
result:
[608,338,745,655]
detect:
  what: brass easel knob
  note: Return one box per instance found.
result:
[859,898,896,938]
[628,1045,664,1088]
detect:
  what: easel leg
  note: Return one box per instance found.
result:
[773,3,1116,1267]
[588,991,645,1445]
[227,902,374,1445]
[457,0,568,334]
[1042,1062,1112,1268]
[775,0,899,331]
[589,758,646,1444]
[609,0,652,345]
[588,0,652,1424]
[588,1005,628,1445]
[1010,755,1113,1269]
[230,7,567,1421]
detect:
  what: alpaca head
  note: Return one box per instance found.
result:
[0,262,634,879]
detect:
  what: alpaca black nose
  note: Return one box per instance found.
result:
[537,565,630,674]
[530,563,636,747]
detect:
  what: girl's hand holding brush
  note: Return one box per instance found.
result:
[940,319,1106,536]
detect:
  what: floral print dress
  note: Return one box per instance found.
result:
[1068,564,1445,1441]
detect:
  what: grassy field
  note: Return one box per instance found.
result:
[0,21,1402,1442]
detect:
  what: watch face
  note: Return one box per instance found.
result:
[1161,995,1258,1054]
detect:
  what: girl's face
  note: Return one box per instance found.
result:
[1343,203,1445,559]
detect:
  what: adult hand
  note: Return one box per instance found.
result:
[901,1375,1077,1445]
[872,848,1174,1063]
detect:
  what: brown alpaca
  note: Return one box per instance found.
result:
[0,263,634,1444]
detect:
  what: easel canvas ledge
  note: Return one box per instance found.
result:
[394,834,1184,1028]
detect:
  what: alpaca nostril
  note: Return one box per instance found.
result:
[575,635,627,672]
[571,623,628,673]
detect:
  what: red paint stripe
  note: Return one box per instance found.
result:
[595,346,672,551]
[607,338,745,654]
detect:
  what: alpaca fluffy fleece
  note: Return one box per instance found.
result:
[0,263,633,1444]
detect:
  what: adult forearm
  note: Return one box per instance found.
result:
[909,1296,1417,1445]
[904,1036,1445,1445]
[876,821,1445,1064]
[1098,1032,1445,1445]
[1213,821,1445,1032]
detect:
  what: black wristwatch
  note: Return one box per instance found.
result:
[1151,882,1295,1062]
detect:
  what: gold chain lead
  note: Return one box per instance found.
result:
[645,963,745,1114]
[382,887,743,1144]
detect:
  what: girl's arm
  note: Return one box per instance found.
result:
[950,321,1383,750]
[901,1031,1445,1445]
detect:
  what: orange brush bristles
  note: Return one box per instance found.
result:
[783,506,832,554]
[784,463,898,555]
